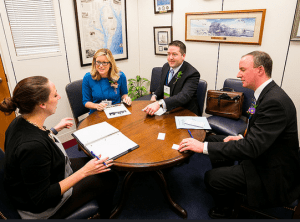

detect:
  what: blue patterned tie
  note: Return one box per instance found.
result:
[168,69,174,84]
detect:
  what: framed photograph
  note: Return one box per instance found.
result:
[185,9,266,45]
[74,0,128,67]
[291,0,300,40]
[153,26,173,55]
[154,0,173,14]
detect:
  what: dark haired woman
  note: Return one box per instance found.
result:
[0,76,118,219]
[82,48,132,114]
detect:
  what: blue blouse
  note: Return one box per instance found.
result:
[82,71,128,114]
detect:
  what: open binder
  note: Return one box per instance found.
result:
[72,121,139,160]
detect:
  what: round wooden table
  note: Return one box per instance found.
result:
[78,101,206,218]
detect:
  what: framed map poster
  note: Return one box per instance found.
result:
[74,0,128,66]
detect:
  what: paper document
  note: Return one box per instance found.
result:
[72,122,139,160]
[175,116,211,130]
[104,104,131,119]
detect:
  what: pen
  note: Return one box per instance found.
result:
[188,129,194,138]
[91,151,108,167]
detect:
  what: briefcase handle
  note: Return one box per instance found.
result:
[220,87,235,92]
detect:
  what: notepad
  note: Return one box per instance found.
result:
[72,122,139,160]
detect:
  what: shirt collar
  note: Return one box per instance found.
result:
[254,78,273,101]
[170,62,184,75]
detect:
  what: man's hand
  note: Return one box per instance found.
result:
[150,95,157,102]
[142,102,160,116]
[54,117,74,132]
[178,138,204,153]
[223,135,243,142]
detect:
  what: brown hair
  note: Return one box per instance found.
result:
[169,40,186,55]
[90,48,120,81]
[243,51,273,78]
[0,76,50,115]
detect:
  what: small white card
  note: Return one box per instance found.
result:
[172,144,179,150]
[157,133,166,140]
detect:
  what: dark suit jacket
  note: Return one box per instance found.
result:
[208,81,300,208]
[154,61,200,115]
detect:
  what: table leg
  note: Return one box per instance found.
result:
[110,170,187,219]
[153,170,188,218]
[109,171,135,219]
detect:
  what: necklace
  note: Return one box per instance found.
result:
[22,116,55,142]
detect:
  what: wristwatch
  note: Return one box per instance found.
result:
[50,127,58,135]
[158,100,164,109]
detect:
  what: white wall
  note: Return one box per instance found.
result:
[0,0,300,142]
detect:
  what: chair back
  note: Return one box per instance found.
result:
[223,78,254,118]
[197,79,208,116]
[65,79,89,128]
[149,67,162,93]
[135,67,162,101]
[0,149,21,219]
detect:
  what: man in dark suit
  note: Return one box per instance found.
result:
[143,40,200,115]
[178,51,300,218]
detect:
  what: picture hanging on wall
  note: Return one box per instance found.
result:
[154,0,173,14]
[291,0,300,40]
[73,0,128,67]
[153,26,173,55]
[185,9,266,45]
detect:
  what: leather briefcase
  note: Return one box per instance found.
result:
[205,87,244,119]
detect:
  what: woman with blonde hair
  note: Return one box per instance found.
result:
[0,76,118,219]
[82,48,131,114]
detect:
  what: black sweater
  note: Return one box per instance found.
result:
[4,116,65,213]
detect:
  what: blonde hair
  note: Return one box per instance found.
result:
[90,48,120,81]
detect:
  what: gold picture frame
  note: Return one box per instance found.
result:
[185,9,266,45]
[291,0,300,41]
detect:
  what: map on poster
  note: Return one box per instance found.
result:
[75,0,128,65]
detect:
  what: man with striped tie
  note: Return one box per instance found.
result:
[143,40,200,116]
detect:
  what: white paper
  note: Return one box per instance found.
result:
[104,104,131,119]
[87,132,137,159]
[175,116,211,130]
[154,107,166,116]
[72,122,119,146]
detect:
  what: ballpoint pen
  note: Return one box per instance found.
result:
[188,129,194,138]
[91,151,108,167]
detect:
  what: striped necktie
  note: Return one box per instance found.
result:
[168,69,175,84]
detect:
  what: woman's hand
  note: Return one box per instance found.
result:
[122,95,132,106]
[96,102,108,111]
[54,117,74,132]
[81,156,113,177]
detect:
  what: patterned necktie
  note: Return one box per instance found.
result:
[168,69,175,84]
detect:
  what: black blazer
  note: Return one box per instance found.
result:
[154,61,200,115]
[4,116,65,213]
[208,81,300,207]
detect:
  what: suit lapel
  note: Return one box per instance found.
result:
[168,61,187,95]
[249,80,276,125]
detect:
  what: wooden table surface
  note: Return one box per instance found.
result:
[78,100,206,172]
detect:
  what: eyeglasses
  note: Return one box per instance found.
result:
[96,61,110,66]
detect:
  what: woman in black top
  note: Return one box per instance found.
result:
[0,76,118,219]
